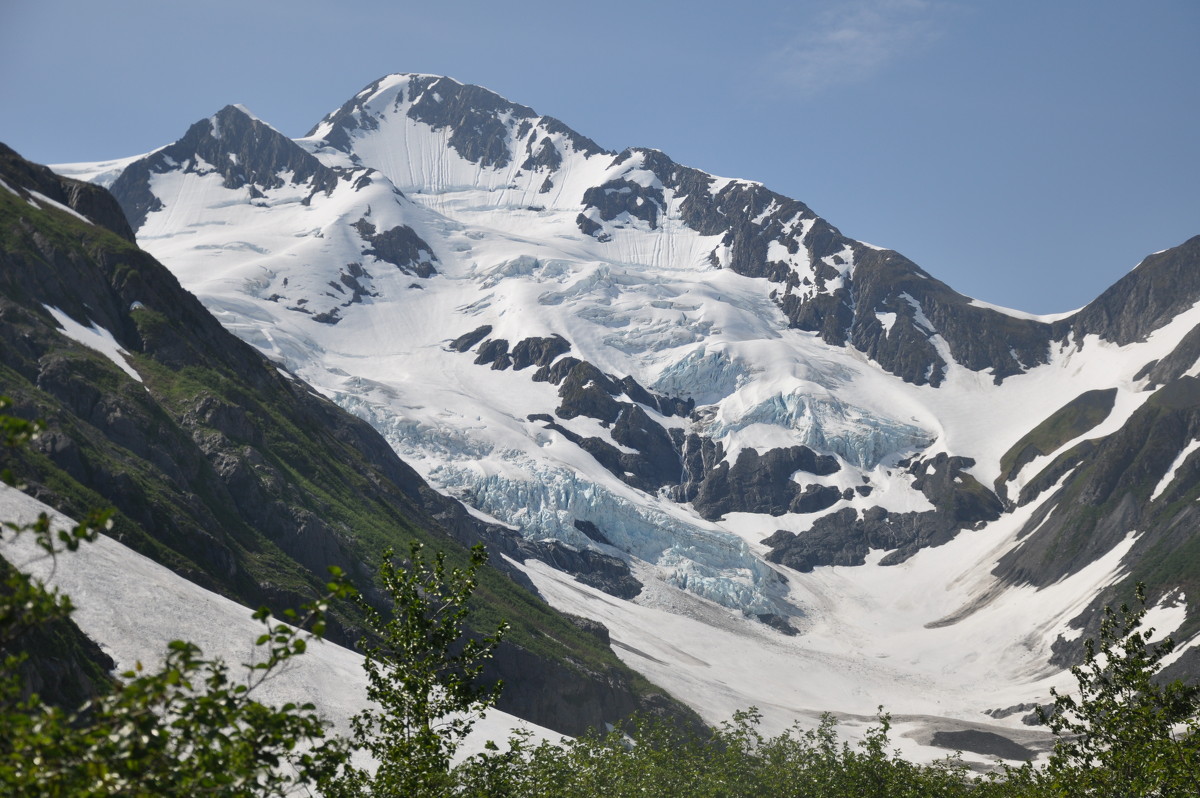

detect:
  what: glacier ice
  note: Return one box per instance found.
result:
[432,453,787,617]
[471,255,572,289]
[705,391,932,469]
[603,319,715,355]
[652,348,747,406]
[332,390,496,462]
[330,389,787,618]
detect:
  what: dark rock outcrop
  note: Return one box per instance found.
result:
[554,361,624,423]
[764,454,1002,570]
[574,519,613,546]
[353,217,438,277]
[3,556,117,710]
[579,178,664,231]
[929,729,1035,761]
[996,388,1117,493]
[473,338,511,369]
[312,74,609,168]
[110,105,340,229]
[1065,236,1200,346]
[528,409,680,494]
[519,540,642,600]
[0,143,134,241]
[483,639,700,738]
[450,324,492,352]
[997,376,1200,590]
[582,147,1058,387]
[690,446,840,521]
[511,334,571,371]
[521,136,563,172]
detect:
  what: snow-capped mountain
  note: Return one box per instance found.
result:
[50,73,1200,762]
[0,140,688,738]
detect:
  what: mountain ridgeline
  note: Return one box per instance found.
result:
[20,71,1200,752]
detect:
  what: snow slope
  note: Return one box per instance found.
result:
[0,484,557,758]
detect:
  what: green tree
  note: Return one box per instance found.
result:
[1036,583,1200,796]
[323,541,508,797]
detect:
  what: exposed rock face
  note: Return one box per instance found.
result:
[521,136,563,172]
[764,454,1002,571]
[689,445,840,521]
[553,360,625,423]
[453,327,1004,565]
[580,178,665,231]
[517,540,642,600]
[577,147,1057,387]
[929,729,1035,761]
[473,338,511,369]
[511,334,571,371]
[449,324,492,352]
[5,567,117,709]
[352,217,438,277]
[995,388,1117,493]
[39,70,1200,695]
[311,74,1068,388]
[483,639,701,738]
[311,74,607,167]
[110,105,340,229]
[470,334,574,372]
[460,338,696,494]
[1137,324,1200,389]
[528,409,680,494]
[998,376,1200,589]
[1066,236,1200,346]
[836,247,1054,386]
[0,143,134,241]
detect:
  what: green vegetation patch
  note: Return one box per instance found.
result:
[998,388,1117,486]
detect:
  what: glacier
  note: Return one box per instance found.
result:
[651,347,748,406]
[703,390,933,469]
[433,454,788,617]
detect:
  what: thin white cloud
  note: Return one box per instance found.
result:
[766,0,943,95]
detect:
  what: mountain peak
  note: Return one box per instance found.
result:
[225,103,266,123]
[308,73,607,169]
[110,104,340,228]
[202,103,285,148]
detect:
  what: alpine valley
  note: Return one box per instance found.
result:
[5,72,1199,765]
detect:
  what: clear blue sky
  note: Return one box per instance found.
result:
[2,0,1196,314]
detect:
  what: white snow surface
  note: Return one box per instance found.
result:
[44,305,143,383]
[0,485,558,760]
[1151,438,1200,502]
[53,152,151,189]
[967,297,1080,322]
